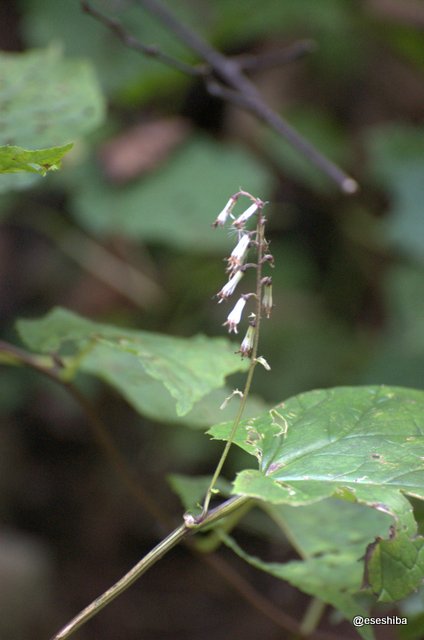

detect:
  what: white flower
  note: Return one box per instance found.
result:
[213,196,236,227]
[261,277,273,318]
[232,202,259,228]
[223,296,247,333]
[227,233,250,273]
[217,270,244,302]
[238,319,256,358]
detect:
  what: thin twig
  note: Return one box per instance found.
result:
[138,0,358,193]
[81,0,358,193]
[233,39,317,73]
[80,0,201,76]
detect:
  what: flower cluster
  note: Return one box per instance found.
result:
[213,191,274,358]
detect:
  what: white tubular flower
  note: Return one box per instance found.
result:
[232,202,259,228]
[261,276,273,318]
[213,196,236,227]
[223,296,247,333]
[238,318,256,358]
[217,270,244,302]
[227,233,250,273]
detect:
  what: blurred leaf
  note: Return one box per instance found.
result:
[0,46,104,192]
[70,135,269,251]
[381,24,424,73]
[209,386,424,534]
[0,47,104,147]
[362,265,424,388]
[0,143,73,175]
[367,124,424,261]
[16,306,248,417]
[365,531,424,602]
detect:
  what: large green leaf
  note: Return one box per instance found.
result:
[222,532,373,640]
[0,46,104,192]
[70,136,269,251]
[209,386,424,533]
[0,144,73,175]
[220,499,401,639]
[16,307,248,417]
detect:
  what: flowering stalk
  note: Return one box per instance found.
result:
[198,191,273,521]
[46,189,274,639]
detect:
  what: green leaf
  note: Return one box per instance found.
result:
[0,46,105,192]
[70,136,269,251]
[16,307,248,417]
[365,531,424,602]
[265,498,393,559]
[221,530,374,640]
[209,386,424,533]
[247,500,410,634]
[0,143,73,175]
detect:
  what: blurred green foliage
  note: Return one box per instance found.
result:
[1,0,424,638]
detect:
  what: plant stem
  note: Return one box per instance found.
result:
[50,524,187,640]
[199,213,266,520]
[50,495,250,640]
[300,598,327,636]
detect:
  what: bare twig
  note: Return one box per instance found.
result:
[233,39,317,73]
[81,0,358,193]
[80,0,201,76]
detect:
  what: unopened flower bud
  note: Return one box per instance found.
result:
[227,233,250,273]
[217,270,244,302]
[238,317,256,358]
[261,254,275,267]
[232,202,259,228]
[213,196,237,227]
[261,277,273,318]
[223,296,247,333]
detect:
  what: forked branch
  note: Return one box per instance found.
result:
[81,0,358,193]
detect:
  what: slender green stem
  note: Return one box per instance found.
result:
[50,524,188,640]
[199,212,266,520]
[50,494,250,640]
[300,598,326,636]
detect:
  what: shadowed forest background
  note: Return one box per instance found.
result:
[1,1,424,639]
